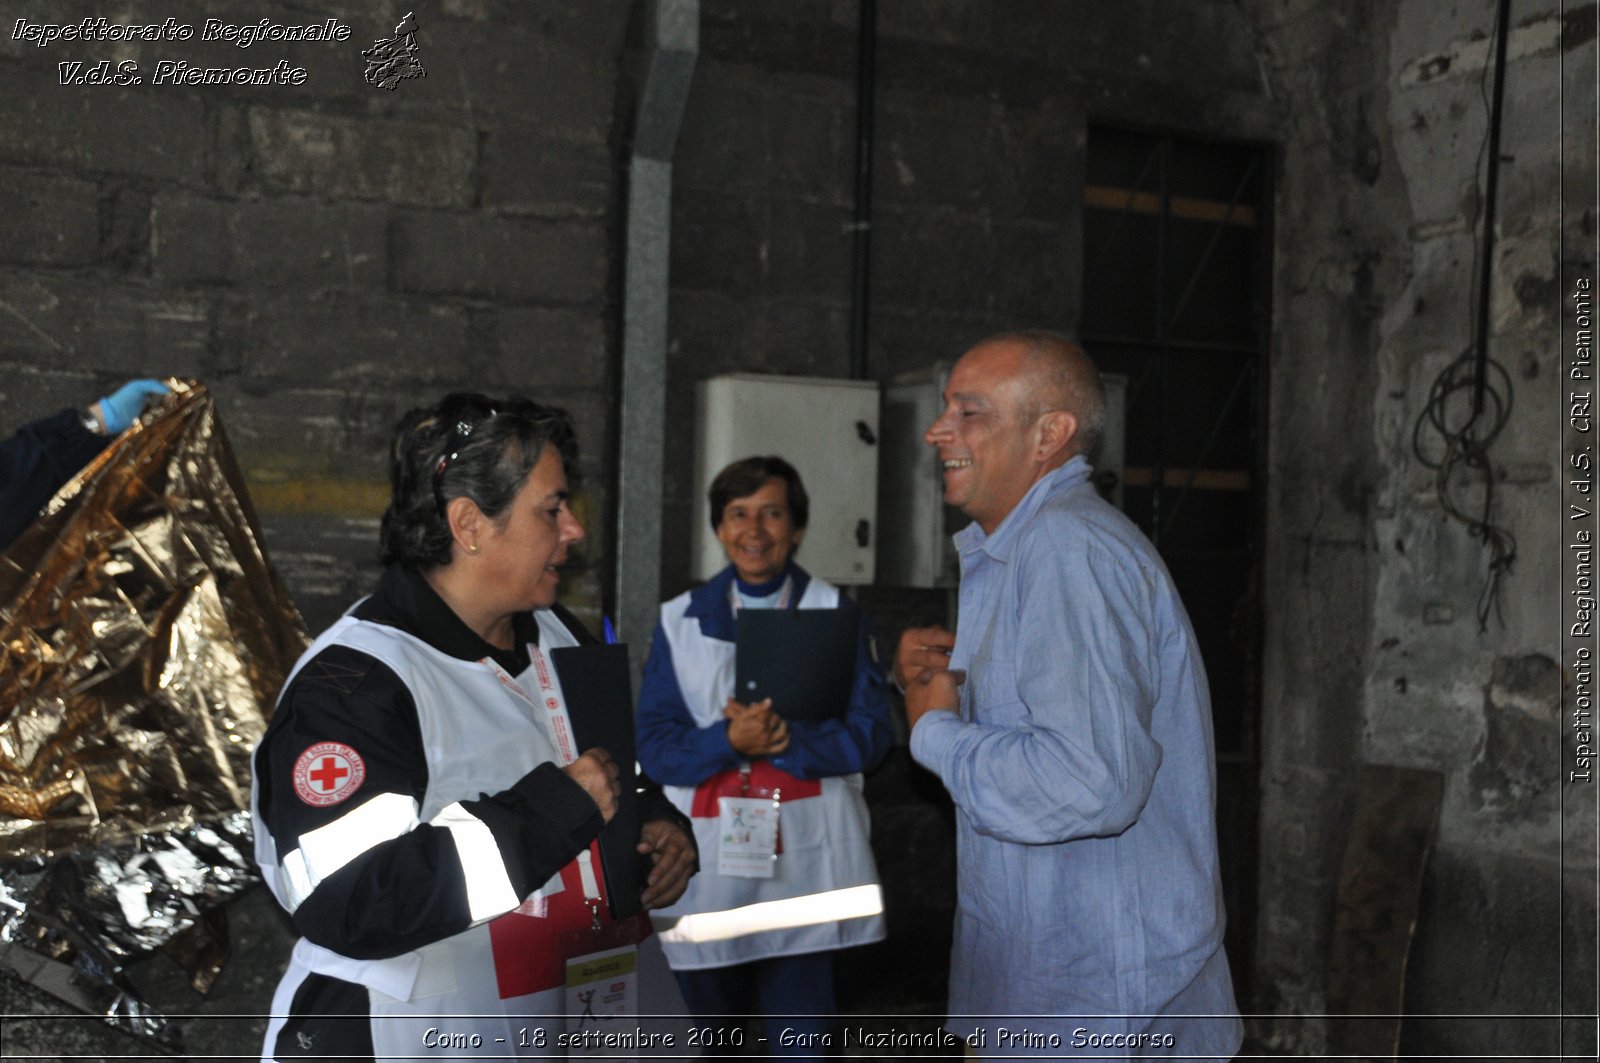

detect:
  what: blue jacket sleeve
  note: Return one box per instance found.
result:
[635,619,744,786]
[770,602,893,780]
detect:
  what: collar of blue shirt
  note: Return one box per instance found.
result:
[953,454,1094,564]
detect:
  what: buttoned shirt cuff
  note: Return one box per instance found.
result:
[908,708,963,777]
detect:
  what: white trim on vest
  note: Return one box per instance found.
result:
[655,883,884,944]
[279,791,419,911]
[433,801,521,921]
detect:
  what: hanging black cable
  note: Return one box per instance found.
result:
[1412,0,1517,632]
[847,0,876,379]
[1473,0,1512,416]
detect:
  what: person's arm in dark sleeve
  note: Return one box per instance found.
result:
[254,645,604,960]
[635,620,744,786]
[635,769,700,906]
[770,602,893,780]
[0,409,108,551]
[635,769,692,837]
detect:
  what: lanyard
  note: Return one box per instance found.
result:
[484,646,578,765]
[576,843,602,930]
[484,648,602,922]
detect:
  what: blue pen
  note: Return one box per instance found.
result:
[602,616,617,645]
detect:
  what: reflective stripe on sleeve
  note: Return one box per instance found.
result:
[278,791,420,911]
[433,801,520,923]
[652,884,884,944]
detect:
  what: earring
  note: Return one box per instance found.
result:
[468,544,480,554]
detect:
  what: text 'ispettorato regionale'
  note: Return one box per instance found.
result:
[12,17,354,87]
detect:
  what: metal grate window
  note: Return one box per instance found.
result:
[1081,125,1272,760]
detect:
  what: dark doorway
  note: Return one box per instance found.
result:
[1080,125,1273,1000]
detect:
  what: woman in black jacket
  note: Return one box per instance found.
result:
[252,392,695,1061]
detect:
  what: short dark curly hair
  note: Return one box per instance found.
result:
[707,455,809,532]
[379,392,578,569]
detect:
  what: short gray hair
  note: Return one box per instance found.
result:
[987,329,1106,460]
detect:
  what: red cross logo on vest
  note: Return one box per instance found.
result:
[292,742,366,807]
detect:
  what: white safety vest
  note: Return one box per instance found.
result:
[648,577,887,970]
[254,612,681,1060]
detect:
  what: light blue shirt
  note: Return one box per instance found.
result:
[910,456,1242,1060]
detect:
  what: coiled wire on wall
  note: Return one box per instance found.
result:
[1410,0,1516,633]
[1411,351,1516,631]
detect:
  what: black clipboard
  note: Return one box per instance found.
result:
[550,642,642,921]
[733,607,857,721]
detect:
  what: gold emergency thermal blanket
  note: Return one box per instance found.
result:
[0,380,307,1028]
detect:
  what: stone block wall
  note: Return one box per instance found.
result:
[0,1,634,1054]
[0,0,630,634]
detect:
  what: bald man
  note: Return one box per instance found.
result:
[894,331,1242,1060]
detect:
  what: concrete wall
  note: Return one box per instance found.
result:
[1248,0,1592,1055]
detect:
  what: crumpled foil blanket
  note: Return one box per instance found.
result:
[0,380,307,1040]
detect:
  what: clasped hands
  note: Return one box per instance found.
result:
[724,697,789,757]
[894,626,965,733]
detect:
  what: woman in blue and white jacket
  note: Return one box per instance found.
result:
[637,455,892,1057]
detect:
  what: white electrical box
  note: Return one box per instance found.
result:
[877,363,958,587]
[875,367,1127,588]
[692,374,880,585]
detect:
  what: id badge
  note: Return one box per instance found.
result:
[564,944,639,1043]
[717,794,779,878]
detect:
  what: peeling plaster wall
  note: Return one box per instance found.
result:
[1247,1,1393,1043]
[1249,0,1592,1054]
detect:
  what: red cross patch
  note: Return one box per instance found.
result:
[292,742,366,807]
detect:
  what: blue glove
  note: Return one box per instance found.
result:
[97,379,169,434]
